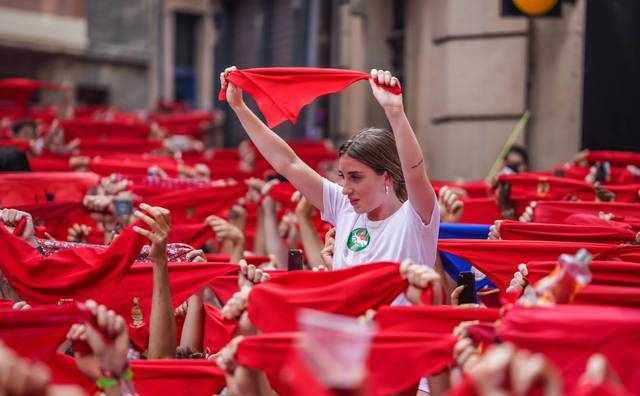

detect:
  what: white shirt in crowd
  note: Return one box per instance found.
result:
[321,178,440,270]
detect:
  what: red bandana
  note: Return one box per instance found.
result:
[219,68,401,128]
[247,262,408,333]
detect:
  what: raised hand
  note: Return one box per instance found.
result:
[220,66,245,110]
[133,203,171,262]
[66,300,130,382]
[0,208,36,246]
[369,68,403,111]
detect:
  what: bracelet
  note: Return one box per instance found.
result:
[96,366,133,390]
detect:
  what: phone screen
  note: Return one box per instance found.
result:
[456,271,478,305]
[288,249,304,271]
[113,199,133,217]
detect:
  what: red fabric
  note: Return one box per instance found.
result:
[169,222,213,247]
[247,262,408,332]
[586,150,640,167]
[459,197,502,224]
[563,213,637,230]
[497,305,640,392]
[0,138,31,151]
[498,173,595,201]
[498,220,638,244]
[127,359,226,396]
[147,184,247,223]
[152,110,215,137]
[130,176,211,199]
[204,253,270,265]
[114,262,239,350]
[0,78,63,107]
[50,354,226,396]
[61,118,150,140]
[78,137,162,156]
[0,304,90,363]
[0,223,145,304]
[88,156,180,178]
[267,182,297,209]
[13,201,101,243]
[0,299,13,309]
[0,172,100,206]
[432,180,491,198]
[573,284,640,308]
[437,240,633,293]
[28,154,73,172]
[236,331,455,396]
[219,68,401,128]
[562,163,638,185]
[525,260,640,288]
[375,305,500,333]
[532,201,640,225]
[203,303,237,353]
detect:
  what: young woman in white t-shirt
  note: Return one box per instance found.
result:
[220,66,439,270]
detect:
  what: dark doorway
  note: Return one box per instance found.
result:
[174,12,200,108]
[582,0,640,150]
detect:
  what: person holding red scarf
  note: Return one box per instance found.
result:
[220,67,439,274]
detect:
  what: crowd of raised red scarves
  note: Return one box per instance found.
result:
[0,74,639,396]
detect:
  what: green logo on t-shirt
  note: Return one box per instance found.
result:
[347,227,370,252]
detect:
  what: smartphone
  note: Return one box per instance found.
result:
[288,249,304,271]
[456,271,478,305]
[113,199,133,217]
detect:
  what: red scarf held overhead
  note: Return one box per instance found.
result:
[112,262,239,350]
[0,172,100,207]
[563,213,637,230]
[0,305,90,364]
[458,197,502,224]
[169,222,213,247]
[375,305,500,334]
[498,305,640,392]
[14,200,102,243]
[497,220,638,244]
[203,303,238,353]
[524,260,640,288]
[532,200,640,225]
[0,223,145,305]
[432,180,491,199]
[146,184,247,224]
[247,262,408,333]
[237,331,455,396]
[50,354,226,396]
[437,240,634,294]
[573,284,640,308]
[219,68,402,128]
[586,150,640,167]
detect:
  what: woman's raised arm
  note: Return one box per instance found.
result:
[221,66,325,211]
[369,68,437,224]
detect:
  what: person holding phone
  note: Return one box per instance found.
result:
[220,67,439,272]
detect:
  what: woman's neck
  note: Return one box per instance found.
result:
[367,195,402,221]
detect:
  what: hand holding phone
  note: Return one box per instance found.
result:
[456,271,478,305]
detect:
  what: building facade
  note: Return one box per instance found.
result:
[0,0,594,180]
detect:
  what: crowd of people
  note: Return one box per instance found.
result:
[0,67,638,396]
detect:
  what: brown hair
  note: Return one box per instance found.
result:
[339,127,407,201]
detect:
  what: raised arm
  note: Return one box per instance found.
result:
[369,69,437,224]
[133,203,176,359]
[221,67,325,210]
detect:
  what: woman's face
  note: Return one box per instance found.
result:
[337,154,387,213]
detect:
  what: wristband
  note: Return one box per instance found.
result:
[96,366,133,390]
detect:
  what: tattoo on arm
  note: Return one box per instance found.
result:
[410,158,424,169]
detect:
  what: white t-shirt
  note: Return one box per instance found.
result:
[321,178,440,270]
